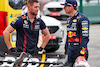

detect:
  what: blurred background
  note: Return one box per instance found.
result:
[39,0,100,23]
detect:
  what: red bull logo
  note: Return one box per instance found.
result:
[68,31,77,37]
[80,47,86,55]
[22,15,26,19]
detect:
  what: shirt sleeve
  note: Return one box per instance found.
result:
[39,18,46,30]
[10,17,22,29]
[79,16,89,55]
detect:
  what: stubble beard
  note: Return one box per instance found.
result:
[31,12,36,16]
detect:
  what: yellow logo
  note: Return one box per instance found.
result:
[13,20,16,22]
[37,22,39,24]
[82,27,88,30]
[22,15,26,19]
[80,47,86,55]
[73,19,77,22]
[68,31,77,37]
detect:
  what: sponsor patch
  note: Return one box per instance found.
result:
[82,34,89,36]
[34,24,40,31]
[82,30,88,33]
[82,27,88,30]
[67,23,77,31]
[80,47,86,55]
[24,20,28,24]
[82,21,88,27]
[74,43,79,45]
[68,31,77,37]
[22,15,26,19]
[35,22,39,24]
[73,19,77,22]
[11,18,19,24]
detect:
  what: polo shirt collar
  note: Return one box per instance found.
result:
[26,13,38,23]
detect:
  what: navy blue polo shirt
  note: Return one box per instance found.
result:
[10,13,46,56]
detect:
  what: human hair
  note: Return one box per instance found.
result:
[25,0,39,6]
[74,7,77,10]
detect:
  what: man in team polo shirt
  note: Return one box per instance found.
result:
[3,0,50,56]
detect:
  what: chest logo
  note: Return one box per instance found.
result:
[73,19,77,22]
[82,27,88,30]
[68,31,77,37]
[23,20,29,28]
[22,15,26,19]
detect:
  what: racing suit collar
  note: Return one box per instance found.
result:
[71,11,79,19]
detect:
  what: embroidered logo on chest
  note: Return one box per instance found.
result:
[23,20,29,28]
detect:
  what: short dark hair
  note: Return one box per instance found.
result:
[74,7,77,10]
[25,0,39,6]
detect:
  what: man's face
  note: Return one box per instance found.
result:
[64,5,72,14]
[28,2,39,16]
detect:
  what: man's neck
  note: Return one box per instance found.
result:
[27,12,35,23]
[70,10,77,17]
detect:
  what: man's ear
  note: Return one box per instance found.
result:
[27,5,31,9]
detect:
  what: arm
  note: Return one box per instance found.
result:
[3,25,15,49]
[77,17,89,60]
[40,27,50,48]
[79,17,89,56]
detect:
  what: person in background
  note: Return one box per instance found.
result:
[3,0,50,56]
[61,0,89,67]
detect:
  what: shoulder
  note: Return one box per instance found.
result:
[79,13,89,21]
[10,15,23,29]
[37,18,45,23]
[12,15,23,25]
[17,16,23,22]
[78,13,89,24]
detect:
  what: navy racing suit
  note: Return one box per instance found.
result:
[65,11,89,65]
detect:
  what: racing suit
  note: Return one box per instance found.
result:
[10,13,46,56]
[65,11,89,66]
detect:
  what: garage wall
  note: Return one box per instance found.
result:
[82,5,100,23]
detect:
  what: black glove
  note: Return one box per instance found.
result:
[16,47,23,52]
[37,47,45,54]
[8,48,17,52]
[8,47,22,52]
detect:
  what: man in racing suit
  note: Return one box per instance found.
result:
[3,0,50,56]
[61,0,89,67]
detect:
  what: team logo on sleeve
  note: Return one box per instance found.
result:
[82,21,88,27]
[80,47,86,55]
[11,18,19,24]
